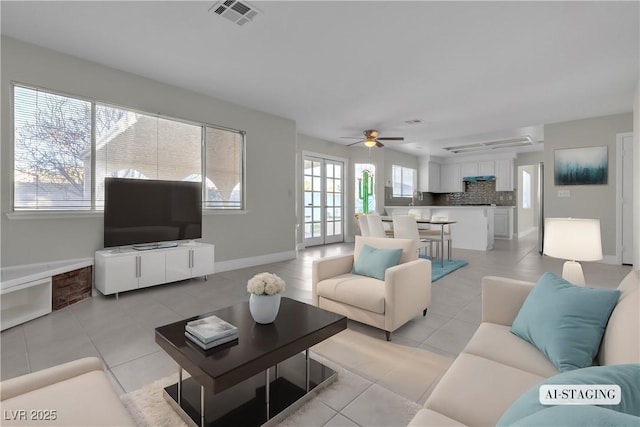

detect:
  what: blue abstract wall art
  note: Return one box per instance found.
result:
[554,146,608,185]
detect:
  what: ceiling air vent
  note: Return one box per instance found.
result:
[209,0,261,26]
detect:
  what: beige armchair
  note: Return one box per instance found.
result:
[312,236,431,341]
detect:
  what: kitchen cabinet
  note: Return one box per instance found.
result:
[494,207,514,239]
[460,162,478,178]
[495,159,514,191]
[478,161,495,176]
[440,164,462,193]
[418,160,440,192]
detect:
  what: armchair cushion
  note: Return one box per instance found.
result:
[316,273,385,314]
[352,244,402,280]
[511,272,620,372]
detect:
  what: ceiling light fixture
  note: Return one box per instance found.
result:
[364,139,377,148]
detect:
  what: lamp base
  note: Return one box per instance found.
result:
[562,261,585,286]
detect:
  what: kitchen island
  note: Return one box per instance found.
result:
[384,206,495,251]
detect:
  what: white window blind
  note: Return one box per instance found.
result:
[14,86,92,210]
[94,105,202,208]
[204,127,244,209]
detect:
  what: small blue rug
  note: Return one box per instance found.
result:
[419,256,469,282]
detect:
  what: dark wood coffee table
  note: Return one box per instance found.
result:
[155,297,347,427]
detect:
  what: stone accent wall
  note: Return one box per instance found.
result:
[52,266,92,310]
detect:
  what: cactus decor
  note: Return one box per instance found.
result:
[358,169,374,214]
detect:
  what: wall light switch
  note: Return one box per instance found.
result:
[557,189,571,198]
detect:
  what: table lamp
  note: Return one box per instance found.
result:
[543,218,602,286]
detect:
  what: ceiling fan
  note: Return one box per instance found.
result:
[342,129,404,148]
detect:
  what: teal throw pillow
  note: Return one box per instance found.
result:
[510,405,640,427]
[497,364,640,426]
[352,244,403,281]
[511,272,620,372]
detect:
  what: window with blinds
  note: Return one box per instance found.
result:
[14,86,92,209]
[13,84,245,211]
[392,165,416,197]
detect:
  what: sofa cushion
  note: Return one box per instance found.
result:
[599,270,640,366]
[1,370,135,426]
[425,353,545,427]
[510,405,640,427]
[463,323,559,378]
[497,364,640,426]
[316,273,385,314]
[511,272,620,372]
[352,244,402,280]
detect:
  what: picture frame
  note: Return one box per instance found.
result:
[554,146,608,185]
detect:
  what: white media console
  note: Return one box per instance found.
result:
[95,242,214,296]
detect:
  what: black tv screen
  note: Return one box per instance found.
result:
[104,178,202,248]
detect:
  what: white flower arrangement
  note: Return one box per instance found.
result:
[247,272,286,296]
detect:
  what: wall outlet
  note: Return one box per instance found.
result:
[557,189,571,198]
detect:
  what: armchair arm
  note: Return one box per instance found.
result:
[312,254,354,305]
[481,276,535,326]
[384,258,431,332]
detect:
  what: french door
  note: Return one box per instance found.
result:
[303,156,344,246]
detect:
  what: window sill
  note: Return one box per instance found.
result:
[6,211,103,220]
[7,209,248,220]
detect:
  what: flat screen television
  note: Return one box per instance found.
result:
[104,178,202,249]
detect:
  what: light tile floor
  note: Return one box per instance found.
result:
[0,231,632,425]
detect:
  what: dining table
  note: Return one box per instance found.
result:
[381,216,457,267]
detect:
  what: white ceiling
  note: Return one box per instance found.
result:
[2,1,638,157]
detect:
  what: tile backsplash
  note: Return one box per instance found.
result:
[384,181,515,206]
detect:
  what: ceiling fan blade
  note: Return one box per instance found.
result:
[340,136,363,139]
[376,137,404,141]
[376,141,385,148]
[347,140,365,147]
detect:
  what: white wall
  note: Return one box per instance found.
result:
[1,36,297,267]
[544,113,633,259]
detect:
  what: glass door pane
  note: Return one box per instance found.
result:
[303,156,344,246]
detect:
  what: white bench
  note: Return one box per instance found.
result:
[1,258,93,331]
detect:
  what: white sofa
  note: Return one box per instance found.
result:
[312,236,431,341]
[0,357,135,426]
[408,270,640,426]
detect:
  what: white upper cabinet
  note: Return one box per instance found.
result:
[460,162,478,178]
[418,159,441,192]
[440,163,462,193]
[478,161,495,176]
[495,159,514,191]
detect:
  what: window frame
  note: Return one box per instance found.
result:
[10,81,246,215]
[391,165,417,198]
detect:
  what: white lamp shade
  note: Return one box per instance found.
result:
[543,218,603,262]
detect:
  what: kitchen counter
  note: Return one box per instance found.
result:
[384,206,494,251]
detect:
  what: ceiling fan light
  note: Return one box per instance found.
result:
[364,139,377,148]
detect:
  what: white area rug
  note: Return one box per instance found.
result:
[121,330,452,426]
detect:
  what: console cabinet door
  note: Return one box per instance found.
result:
[165,248,192,283]
[137,251,166,288]
[99,255,139,294]
[191,245,215,277]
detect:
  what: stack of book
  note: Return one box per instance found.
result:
[185,314,238,350]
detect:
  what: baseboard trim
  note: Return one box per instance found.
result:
[214,250,297,273]
[600,255,618,265]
